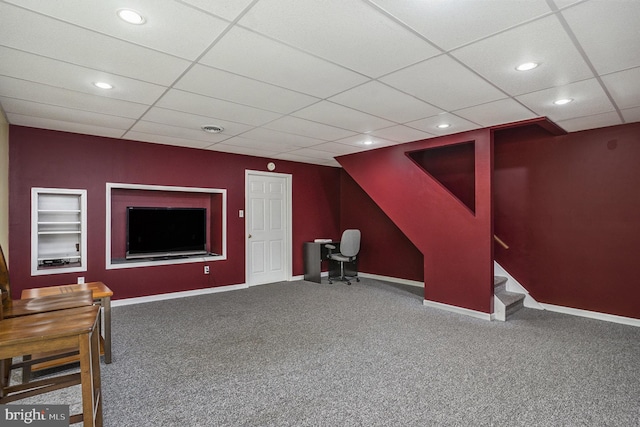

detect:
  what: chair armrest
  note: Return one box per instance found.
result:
[324,244,336,250]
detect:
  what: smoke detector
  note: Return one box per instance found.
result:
[201,125,224,134]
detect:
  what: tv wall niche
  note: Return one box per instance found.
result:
[106,183,226,269]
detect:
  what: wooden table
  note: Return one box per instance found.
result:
[0,305,103,426]
[22,282,113,364]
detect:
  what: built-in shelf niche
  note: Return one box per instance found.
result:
[106,183,226,269]
[31,187,87,276]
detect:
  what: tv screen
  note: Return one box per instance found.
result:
[126,207,207,259]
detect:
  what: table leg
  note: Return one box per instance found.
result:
[102,296,111,364]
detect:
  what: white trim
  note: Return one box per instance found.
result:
[245,170,293,286]
[423,298,493,321]
[111,283,248,307]
[105,182,227,269]
[359,272,423,288]
[540,303,640,328]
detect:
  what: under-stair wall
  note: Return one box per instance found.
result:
[337,129,494,315]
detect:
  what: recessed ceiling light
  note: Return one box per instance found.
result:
[363,140,373,145]
[436,123,451,129]
[93,82,113,90]
[117,9,145,25]
[201,125,224,134]
[516,62,539,71]
[553,98,573,105]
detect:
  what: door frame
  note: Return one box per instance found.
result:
[244,169,293,286]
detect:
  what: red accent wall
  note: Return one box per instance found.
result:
[340,170,423,281]
[8,126,341,300]
[337,130,494,314]
[494,122,640,319]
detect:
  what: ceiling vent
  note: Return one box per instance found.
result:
[201,125,224,134]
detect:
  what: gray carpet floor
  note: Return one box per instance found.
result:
[11,278,640,426]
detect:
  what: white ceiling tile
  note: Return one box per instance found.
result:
[215,135,297,153]
[288,147,340,160]
[406,113,480,135]
[180,0,256,22]
[601,67,640,110]
[3,0,229,60]
[156,89,282,126]
[370,0,552,50]
[454,99,537,127]
[621,106,640,124]
[124,131,215,150]
[265,116,357,141]
[452,15,593,96]
[199,27,369,98]
[368,125,435,143]
[208,140,281,158]
[562,0,640,74]
[555,111,623,132]
[328,81,443,123]
[6,113,126,138]
[175,64,319,114]
[516,79,615,122]
[239,127,326,148]
[141,107,253,136]
[334,134,399,150]
[292,101,395,133]
[380,55,506,111]
[270,151,333,165]
[239,0,439,77]
[130,120,230,144]
[0,2,190,85]
[0,76,149,118]
[0,47,167,105]
[308,142,369,156]
[1,97,136,130]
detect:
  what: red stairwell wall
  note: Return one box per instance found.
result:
[337,129,494,314]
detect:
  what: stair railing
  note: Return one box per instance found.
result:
[494,234,509,249]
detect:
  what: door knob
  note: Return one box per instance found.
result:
[248,234,252,238]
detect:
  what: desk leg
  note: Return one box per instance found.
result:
[102,296,112,364]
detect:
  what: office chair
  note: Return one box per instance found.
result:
[325,229,361,285]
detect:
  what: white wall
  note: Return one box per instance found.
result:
[0,108,9,260]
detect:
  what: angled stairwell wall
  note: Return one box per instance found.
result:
[337,129,494,315]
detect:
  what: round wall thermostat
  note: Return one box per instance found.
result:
[267,162,276,171]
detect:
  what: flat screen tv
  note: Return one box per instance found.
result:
[126,207,208,259]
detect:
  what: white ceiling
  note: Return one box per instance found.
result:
[1,0,639,167]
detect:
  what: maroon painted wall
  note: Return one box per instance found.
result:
[8,126,341,300]
[337,129,494,314]
[494,122,640,319]
[339,170,423,282]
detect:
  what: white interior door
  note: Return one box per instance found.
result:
[246,171,291,286]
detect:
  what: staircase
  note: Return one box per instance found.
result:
[493,276,525,321]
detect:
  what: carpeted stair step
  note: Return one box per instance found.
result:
[494,276,525,320]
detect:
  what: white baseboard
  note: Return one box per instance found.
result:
[359,272,424,288]
[423,298,493,321]
[111,283,248,307]
[494,261,543,310]
[540,303,640,327]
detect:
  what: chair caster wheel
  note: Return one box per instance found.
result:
[347,282,351,285]
[356,278,360,282]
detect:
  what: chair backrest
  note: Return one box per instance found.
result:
[1,244,10,305]
[340,229,361,257]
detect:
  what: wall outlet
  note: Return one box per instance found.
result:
[204,265,210,275]
[77,276,85,284]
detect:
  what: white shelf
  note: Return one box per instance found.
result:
[32,188,87,275]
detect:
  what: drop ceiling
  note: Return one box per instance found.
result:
[1,0,638,167]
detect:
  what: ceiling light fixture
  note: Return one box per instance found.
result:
[93,82,113,90]
[363,140,373,145]
[516,62,539,71]
[553,98,573,105]
[437,123,451,129]
[201,125,224,134]
[117,9,145,25]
